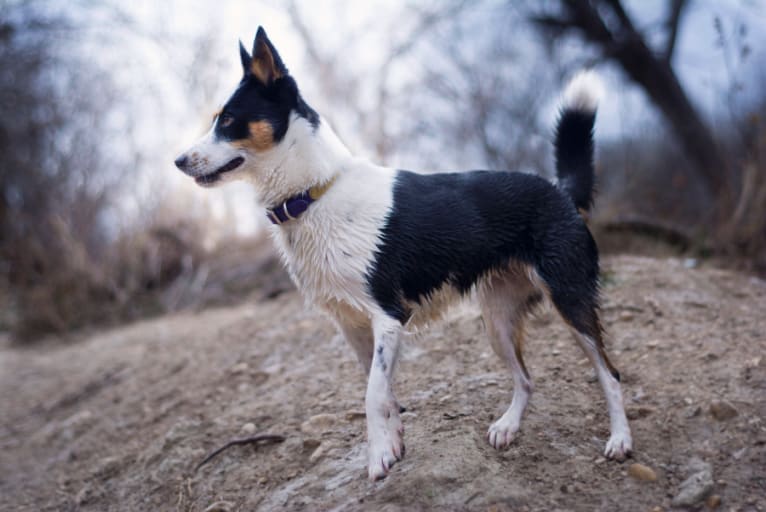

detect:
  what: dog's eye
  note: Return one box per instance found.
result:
[220,114,235,128]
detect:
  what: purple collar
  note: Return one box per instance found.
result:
[266,178,336,225]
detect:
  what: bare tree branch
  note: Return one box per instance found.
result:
[664,0,688,63]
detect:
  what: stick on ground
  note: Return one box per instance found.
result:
[195,434,286,472]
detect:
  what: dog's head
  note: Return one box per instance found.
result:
[174,27,318,189]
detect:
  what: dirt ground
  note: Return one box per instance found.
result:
[1,255,765,511]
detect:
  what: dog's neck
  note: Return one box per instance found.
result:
[248,114,353,207]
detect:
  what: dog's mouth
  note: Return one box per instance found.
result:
[195,156,245,186]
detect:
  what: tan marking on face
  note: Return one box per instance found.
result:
[212,109,222,122]
[232,121,275,152]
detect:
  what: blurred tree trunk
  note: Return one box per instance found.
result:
[535,0,732,208]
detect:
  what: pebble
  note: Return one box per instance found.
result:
[628,463,657,482]
[230,362,248,374]
[240,422,256,435]
[344,410,366,421]
[672,459,714,507]
[706,494,721,509]
[627,406,655,420]
[618,311,635,322]
[709,400,738,421]
[300,413,338,436]
[309,443,327,463]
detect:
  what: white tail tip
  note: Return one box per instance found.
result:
[562,70,604,113]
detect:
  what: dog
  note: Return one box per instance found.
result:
[175,27,633,481]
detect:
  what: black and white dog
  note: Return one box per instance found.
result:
[175,27,633,481]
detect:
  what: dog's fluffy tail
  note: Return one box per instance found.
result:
[554,70,603,213]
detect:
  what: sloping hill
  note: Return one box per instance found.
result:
[1,256,765,511]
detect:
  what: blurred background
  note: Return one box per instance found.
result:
[1,0,764,341]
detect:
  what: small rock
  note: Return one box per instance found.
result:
[230,362,248,374]
[300,413,338,436]
[627,406,655,420]
[240,422,256,435]
[439,394,452,403]
[619,311,635,322]
[709,400,738,421]
[650,507,663,512]
[706,494,721,509]
[345,410,365,421]
[91,456,122,479]
[672,459,714,507]
[309,443,327,463]
[628,463,657,482]
[303,438,321,451]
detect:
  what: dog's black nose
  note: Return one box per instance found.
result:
[174,154,188,169]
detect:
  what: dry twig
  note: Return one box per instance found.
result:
[194,434,286,473]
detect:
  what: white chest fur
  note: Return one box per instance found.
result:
[270,163,396,320]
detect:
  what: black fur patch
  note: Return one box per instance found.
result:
[366,170,601,331]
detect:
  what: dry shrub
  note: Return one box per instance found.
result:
[719,113,766,273]
[7,214,207,341]
[5,191,292,343]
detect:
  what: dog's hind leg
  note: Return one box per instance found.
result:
[547,285,633,461]
[478,271,538,450]
[568,316,632,460]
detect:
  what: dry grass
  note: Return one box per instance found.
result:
[4,204,290,343]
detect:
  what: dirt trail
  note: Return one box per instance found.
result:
[1,255,765,511]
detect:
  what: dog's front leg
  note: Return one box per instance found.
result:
[365,315,404,481]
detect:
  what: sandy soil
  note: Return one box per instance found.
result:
[1,255,765,511]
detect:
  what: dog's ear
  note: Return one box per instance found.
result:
[239,40,252,75]
[248,26,288,85]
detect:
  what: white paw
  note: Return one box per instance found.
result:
[604,429,633,461]
[367,409,404,481]
[486,418,520,450]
